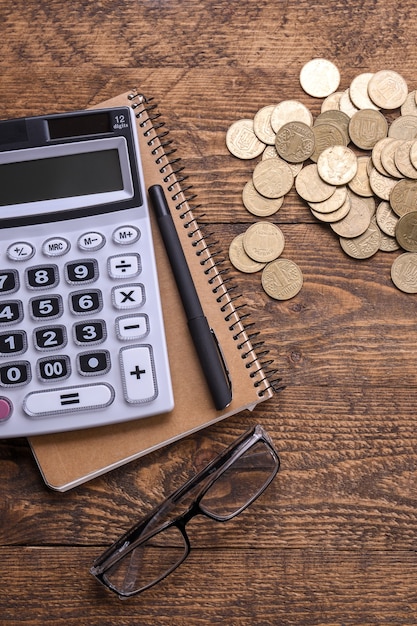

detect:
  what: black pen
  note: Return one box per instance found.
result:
[148,184,232,410]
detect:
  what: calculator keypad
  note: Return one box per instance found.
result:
[0,221,173,437]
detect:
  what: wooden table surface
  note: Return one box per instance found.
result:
[2,1,417,624]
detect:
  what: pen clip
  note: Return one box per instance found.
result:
[210,327,232,396]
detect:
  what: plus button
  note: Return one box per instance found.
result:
[130,365,146,380]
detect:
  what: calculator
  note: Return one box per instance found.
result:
[0,106,174,438]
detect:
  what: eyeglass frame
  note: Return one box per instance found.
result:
[90,424,280,598]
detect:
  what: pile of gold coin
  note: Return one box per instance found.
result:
[226,58,417,295]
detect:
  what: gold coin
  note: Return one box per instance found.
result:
[261,258,303,300]
[349,73,379,110]
[388,115,417,140]
[226,119,265,159]
[270,100,313,133]
[317,145,358,185]
[380,138,403,178]
[391,252,417,292]
[379,232,400,252]
[321,92,344,112]
[396,211,417,251]
[375,201,399,237]
[308,185,348,214]
[242,180,284,217]
[401,91,417,117]
[275,121,315,163]
[295,163,335,202]
[315,109,350,142]
[367,70,408,109]
[262,145,279,160]
[310,122,347,162]
[371,137,393,176]
[348,156,373,197]
[243,222,285,263]
[348,109,388,149]
[368,167,397,200]
[393,140,417,179]
[299,58,340,98]
[229,233,266,273]
[253,105,277,145]
[339,89,359,117]
[390,179,417,217]
[330,192,372,238]
[252,158,294,198]
[339,217,381,259]
[409,139,417,169]
[310,194,351,223]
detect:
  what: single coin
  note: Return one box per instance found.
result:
[339,217,381,259]
[348,109,388,149]
[349,73,379,110]
[275,121,315,163]
[270,100,313,133]
[262,145,279,160]
[295,163,335,202]
[317,145,358,185]
[396,211,417,251]
[308,185,348,214]
[253,105,277,145]
[388,115,417,140]
[242,180,284,217]
[371,137,394,176]
[310,122,347,162]
[321,92,344,112]
[348,156,373,197]
[252,158,294,198]
[394,140,417,179]
[409,139,417,169]
[330,192,372,238]
[339,89,359,117]
[368,167,397,200]
[315,109,350,142]
[391,252,417,292]
[390,179,417,217]
[380,138,403,178]
[310,194,351,223]
[367,70,408,109]
[299,58,340,98]
[243,222,285,263]
[226,119,266,159]
[261,258,303,300]
[375,201,399,236]
[379,232,400,252]
[401,91,417,117]
[228,233,266,273]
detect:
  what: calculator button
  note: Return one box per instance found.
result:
[0,361,31,387]
[77,350,110,376]
[30,295,63,321]
[112,284,145,309]
[78,231,105,252]
[0,330,27,356]
[116,314,149,340]
[70,289,103,315]
[108,254,141,279]
[37,355,71,382]
[120,345,157,403]
[42,237,70,257]
[0,270,19,295]
[34,325,67,351]
[73,320,106,345]
[26,265,59,290]
[0,397,12,421]
[65,259,98,284]
[7,242,35,261]
[23,382,115,417]
[112,225,140,245]
[0,301,23,325]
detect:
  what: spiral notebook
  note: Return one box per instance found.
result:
[28,91,280,491]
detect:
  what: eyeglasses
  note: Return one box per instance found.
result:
[90,424,280,598]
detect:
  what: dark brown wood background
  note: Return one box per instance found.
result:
[2,1,417,624]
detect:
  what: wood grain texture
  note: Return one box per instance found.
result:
[2,0,417,623]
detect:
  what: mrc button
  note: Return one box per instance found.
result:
[42,237,70,257]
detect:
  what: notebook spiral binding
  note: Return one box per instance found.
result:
[128,92,284,396]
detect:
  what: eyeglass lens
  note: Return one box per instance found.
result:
[102,439,277,596]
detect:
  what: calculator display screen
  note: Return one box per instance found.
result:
[0,149,123,206]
